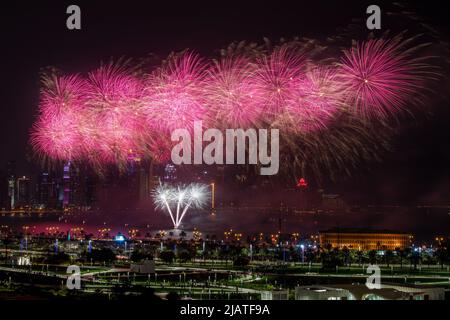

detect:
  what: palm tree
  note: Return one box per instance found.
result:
[403,248,412,269]
[385,250,393,267]
[395,247,406,269]
[356,250,363,266]
[435,247,448,269]
[368,250,377,264]
[342,247,350,266]
[3,237,11,265]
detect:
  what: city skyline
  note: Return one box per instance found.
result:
[1,1,450,205]
[0,0,449,306]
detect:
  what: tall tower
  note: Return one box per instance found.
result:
[62,161,71,208]
[16,176,31,207]
[7,161,16,210]
[138,166,149,201]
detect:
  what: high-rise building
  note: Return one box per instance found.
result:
[58,162,96,209]
[7,177,15,209]
[36,171,58,209]
[16,176,31,207]
[138,167,149,201]
[0,170,8,210]
[62,161,71,207]
[6,161,16,209]
[163,164,177,182]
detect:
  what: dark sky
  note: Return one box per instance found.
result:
[1,0,449,205]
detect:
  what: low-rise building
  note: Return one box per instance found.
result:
[295,284,446,300]
[319,228,412,250]
[130,259,155,274]
[261,289,289,300]
[295,286,350,300]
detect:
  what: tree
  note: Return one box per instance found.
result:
[385,250,393,267]
[403,248,412,269]
[87,248,116,264]
[305,248,316,263]
[219,245,230,265]
[356,250,363,266]
[47,252,71,265]
[177,250,192,263]
[395,248,405,269]
[130,250,153,262]
[421,251,436,267]
[368,250,377,264]
[233,256,250,267]
[434,240,449,269]
[342,247,350,266]
[160,250,175,264]
[2,238,11,264]
[410,250,420,270]
[320,246,343,271]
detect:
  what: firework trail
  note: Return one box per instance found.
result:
[339,37,431,119]
[143,52,208,133]
[152,183,210,229]
[284,66,343,133]
[205,57,262,128]
[30,74,88,161]
[29,34,438,181]
[252,46,307,118]
[84,63,144,168]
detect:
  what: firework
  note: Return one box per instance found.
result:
[205,57,262,128]
[29,35,436,181]
[339,37,429,119]
[152,183,210,229]
[143,52,208,133]
[84,63,144,167]
[251,46,307,117]
[284,66,343,133]
[30,74,88,161]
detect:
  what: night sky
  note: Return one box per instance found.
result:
[1,0,449,205]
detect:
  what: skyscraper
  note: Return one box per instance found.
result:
[16,176,31,207]
[6,161,16,209]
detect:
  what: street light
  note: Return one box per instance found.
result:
[300,244,305,263]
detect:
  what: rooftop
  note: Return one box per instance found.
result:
[319,228,410,235]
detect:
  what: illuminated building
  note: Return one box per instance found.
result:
[0,170,8,210]
[130,259,155,274]
[163,164,177,182]
[37,172,58,209]
[6,160,16,209]
[16,176,31,207]
[7,177,15,209]
[319,228,412,250]
[61,161,71,207]
[138,166,149,201]
[295,284,445,300]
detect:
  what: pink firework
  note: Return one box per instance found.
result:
[29,37,435,175]
[285,66,343,133]
[30,74,88,160]
[252,46,307,118]
[339,38,426,119]
[84,63,144,166]
[143,52,207,133]
[205,57,262,128]
[145,128,174,164]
